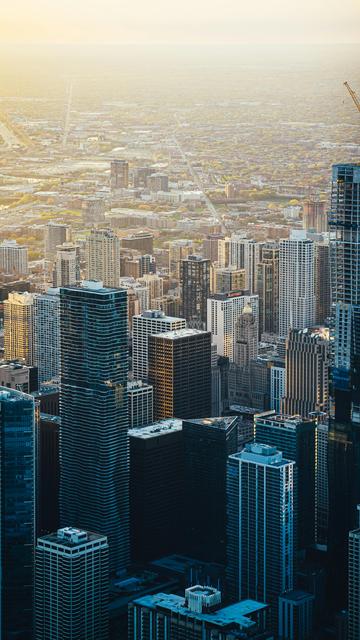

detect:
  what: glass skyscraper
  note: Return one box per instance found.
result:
[59,281,129,572]
[0,387,36,639]
[328,163,360,605]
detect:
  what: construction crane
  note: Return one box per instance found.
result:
[344,81,360,113]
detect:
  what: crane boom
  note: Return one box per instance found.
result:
[344,81,360,113]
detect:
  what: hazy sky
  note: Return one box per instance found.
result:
[1,0,359,45]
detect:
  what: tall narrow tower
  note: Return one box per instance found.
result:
[85,228,121,287]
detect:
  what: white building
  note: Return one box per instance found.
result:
[44,222,70,259]
[270,365,286,413]
[34,288,60,383]
[85,228,120,287]
[218,235,262,294]
[132,310,186,380]
[207,292,258,362]
[0,240,28,276]
[279,231,315,337]
[128,380,153,429]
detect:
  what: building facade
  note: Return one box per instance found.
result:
[34,288,60,383]
[207,292,259,362]
[127,380,153,429]
[4,291,36,365]
[0,239,28,275]
[180,255,210,328]
[85,228,121,287]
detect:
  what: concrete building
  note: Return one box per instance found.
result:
[0,239,28,275]
[34,288,60,383]
[111,159,129,189]
[127,380,153,429]
[234,303,259,367]
[52,242,80,288]
[4,291,36,365]
[278,590,314,640]
[315,241,331,324]
[302,198,327,233]
[270,364,286,413]
[181,255,210,328]
[44,222,70,259]
[257,243,279,336]
[35,527,109,640]
[85,228,121,287]
[207,292,258,362]
[212,266,246,294]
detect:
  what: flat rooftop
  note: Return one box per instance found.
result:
[129,419,182,440]
[154,328,208,340]
[183,417,237,431]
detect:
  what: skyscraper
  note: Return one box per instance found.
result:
[302,198,327,233]
[148,328,212,420]
[4,291,36,365]
[127,380,153,429]
[234,303,259,367]
[0,387,36,639]
[110,159,129,189]
[60,281,129,571]
[0,239,28,275]
[183,416,238,563]
[207,292,259,362]
[257,243,279,336]
[132,309,186,381]
[52,242,80,288]
[279,231,315,337]
[327,164,360,605]
[348,506,360,640]
[212,266,246,294]
[35,527,109,640]
[218,236,262,294]
[44,222,70,260]
[85,228,121,287]
[255,411,316,551]
[314,240,331,324]
[227,443,295,629]
[180,255,210,328]
[282,328,329,418]
[34,288,60,383]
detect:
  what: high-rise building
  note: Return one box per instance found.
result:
[302,198,327,233]
[212,266,246,294]
[0,388,36,639]
[138,253,156,277]
[234,303,259,367]
[127,380,153,429]
[82,197,106,224]
[148,328,212,420]
[255,411,316,551]
[278,590,314,640]
[327,164,360,605]
[35,527,109,640]
[147,172,169,192]
[129,419,183,562]
[44,222,70,259]
[111,159,129,189]
[316,419,329,550]
[60,281,129,571]
[227,443,295,629]
[270,363,286,413]
[207,292,259,362]
[138,273,163,306]
[119,277,150,326]
[257,243,279,336]
[282,328,329,418]
[128,586,272,640]
[4,291,36,365]
[181,255,210,328]
[0,239,28,275]
[0,359,32,392]
[218,236,262,294]
[132,309,186,381]
[34,288,60,383]
[85,228,121,287]
[169,239,194,278]
[122,232,154,254]
[348,506,360,640]
[37,413,60,535]
[203,232,225,262]
[315,241,331,324]
[279,231,315,337]
[52,242,80,288]
[183,417,238,563]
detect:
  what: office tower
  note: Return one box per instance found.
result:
[227,444,295,629]
[52,242,80,287]
[132,310,186,380]
[82,196,106,224]
[207,292,259,362]
[255,411,316,551]
[279,231,315,337]
[37,413,60,535]
[278,591,314,640]
[119,277,150,326]
[4,291,36,365]
[183,417,238,563]
[228,357,272,412]
[212,266,246,294]
[133,166,152,188]
[138,273,163,306]
[203,232,225,262]
[315,241,331,324]
[148,328,211,420]
[44,221,70,259]
[282,328,329,418]
[122,232,154,254]
[138,253,156,276]
[60,281,129,571]
[147,172,169,192]
[111,159,129,189]
[129,419,183,562]
[270,363,285,413]
[257,243,279,336]
[348,506,360,640]
[234,304,259,367]
[34,288,60,383]
[169,239,193,278]
[303,198,327,233]
[181,255,210,328]
[127,380,153,429]
[0,359,31,392]
[0,239,28,275]
[128,586,271,640]
[85,228,121,287]
[316,420,329,549]
[35,527,109,640]
[327,165,360,605]
[0,388,36,639]
[218,235,261,294]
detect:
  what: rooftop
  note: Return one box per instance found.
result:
[154,328,209,340]
[129,419,182,440]
[38,527,107,549]
[183,417,237,431]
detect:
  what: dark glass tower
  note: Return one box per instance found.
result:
[180,255,210,328]
[0,387,36,639]
[60,281,129,572]
[328,164,360,605]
